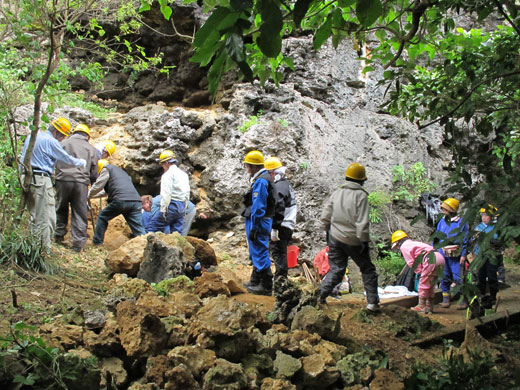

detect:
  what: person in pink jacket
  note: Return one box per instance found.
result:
[391,230,445,313]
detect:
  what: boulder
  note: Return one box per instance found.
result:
[39,323,83,350]
[84,310,106,330]
[137,233,195,284]
[168,291,202,318]
[273,351,301,379]
[144,355,170,388]
[105,275,154,311]
[100,357,128,389]
[167,345,217,379]
[185,236,217,267]
[291,305,340,340]
[194,271,231,298]
[300,353,340,388]
[165,363,200,390]
[137,289,180,317]
[216,267,248,294]
[116,300,168,358]
[106,234,150,276]
[202,358,248,390]
[260,377,296,390]
[84,314,124,357]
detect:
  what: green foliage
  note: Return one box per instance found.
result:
[405,343,496,390]
[374,244,405,286]
[392,162,436,202]
[0,321,99,389]
[299,161,309,170]
[368,190,392,223]
[277,118,289,127]
[238,115,262,133]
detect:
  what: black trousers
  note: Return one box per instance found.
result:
[477,258,499,298]
[270,226,293,278]
[320,236,379,304]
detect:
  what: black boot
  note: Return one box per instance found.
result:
[247,268,273,296]
[244,268,261,289]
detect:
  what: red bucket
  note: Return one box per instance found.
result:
[287,245,300,268]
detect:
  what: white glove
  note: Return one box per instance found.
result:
[78,159,87,168]
[271,229,280,241]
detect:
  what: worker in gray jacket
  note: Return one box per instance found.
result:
[55,124,99,252]
[319,162,380,312]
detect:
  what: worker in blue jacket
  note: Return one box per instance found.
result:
[241,150,275,295]
[20,117,87,251]
[435,197,469,309]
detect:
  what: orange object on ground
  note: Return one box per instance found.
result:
[287,245,300,268]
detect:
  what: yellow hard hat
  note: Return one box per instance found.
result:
[103,140,116,156]
[51,117,72,137]
[345,162,367,181]
[391,230,408,248]
[243,150,264,165]
[73,124,90,137]
[158,150,177,163]
[264,157,282,171]
[97,159,108,174]
[480,204,497,216]
[441,198,459,213]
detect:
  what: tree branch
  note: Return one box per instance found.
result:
[418,70,520,129]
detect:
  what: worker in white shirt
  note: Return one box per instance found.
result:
[147,150,190,234]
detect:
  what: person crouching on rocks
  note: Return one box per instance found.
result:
[391,230,445,314]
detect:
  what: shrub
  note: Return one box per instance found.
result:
[374,245,405,286]
[405,343,497,390]
[368,190,392,223]
[0,322,99,389]
[392,162,436,202]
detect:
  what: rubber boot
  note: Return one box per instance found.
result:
[441,293,450,308]
[424,298,434,314]
[246,268,273,296]
[411,297,426,312]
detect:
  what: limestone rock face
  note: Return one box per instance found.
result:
[137,233,195,283]
[116,300,168,358]
[106,234,150,276]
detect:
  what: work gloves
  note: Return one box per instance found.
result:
[161,211,168,220]
[248,230,258,242]
[78,159,87,168]
[270,229,280,241]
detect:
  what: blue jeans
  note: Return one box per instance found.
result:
[93,200,146,244]
[148,200,185,234]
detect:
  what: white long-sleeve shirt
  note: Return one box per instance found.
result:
[160,165,190,213]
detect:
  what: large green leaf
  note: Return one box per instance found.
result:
[293,0,314,27]
[356,0,382,27]
[193,7,231,47]
[208,50,227,97]
[313,15,332,50]
[257,28,282,58]
[225,32,244,62]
